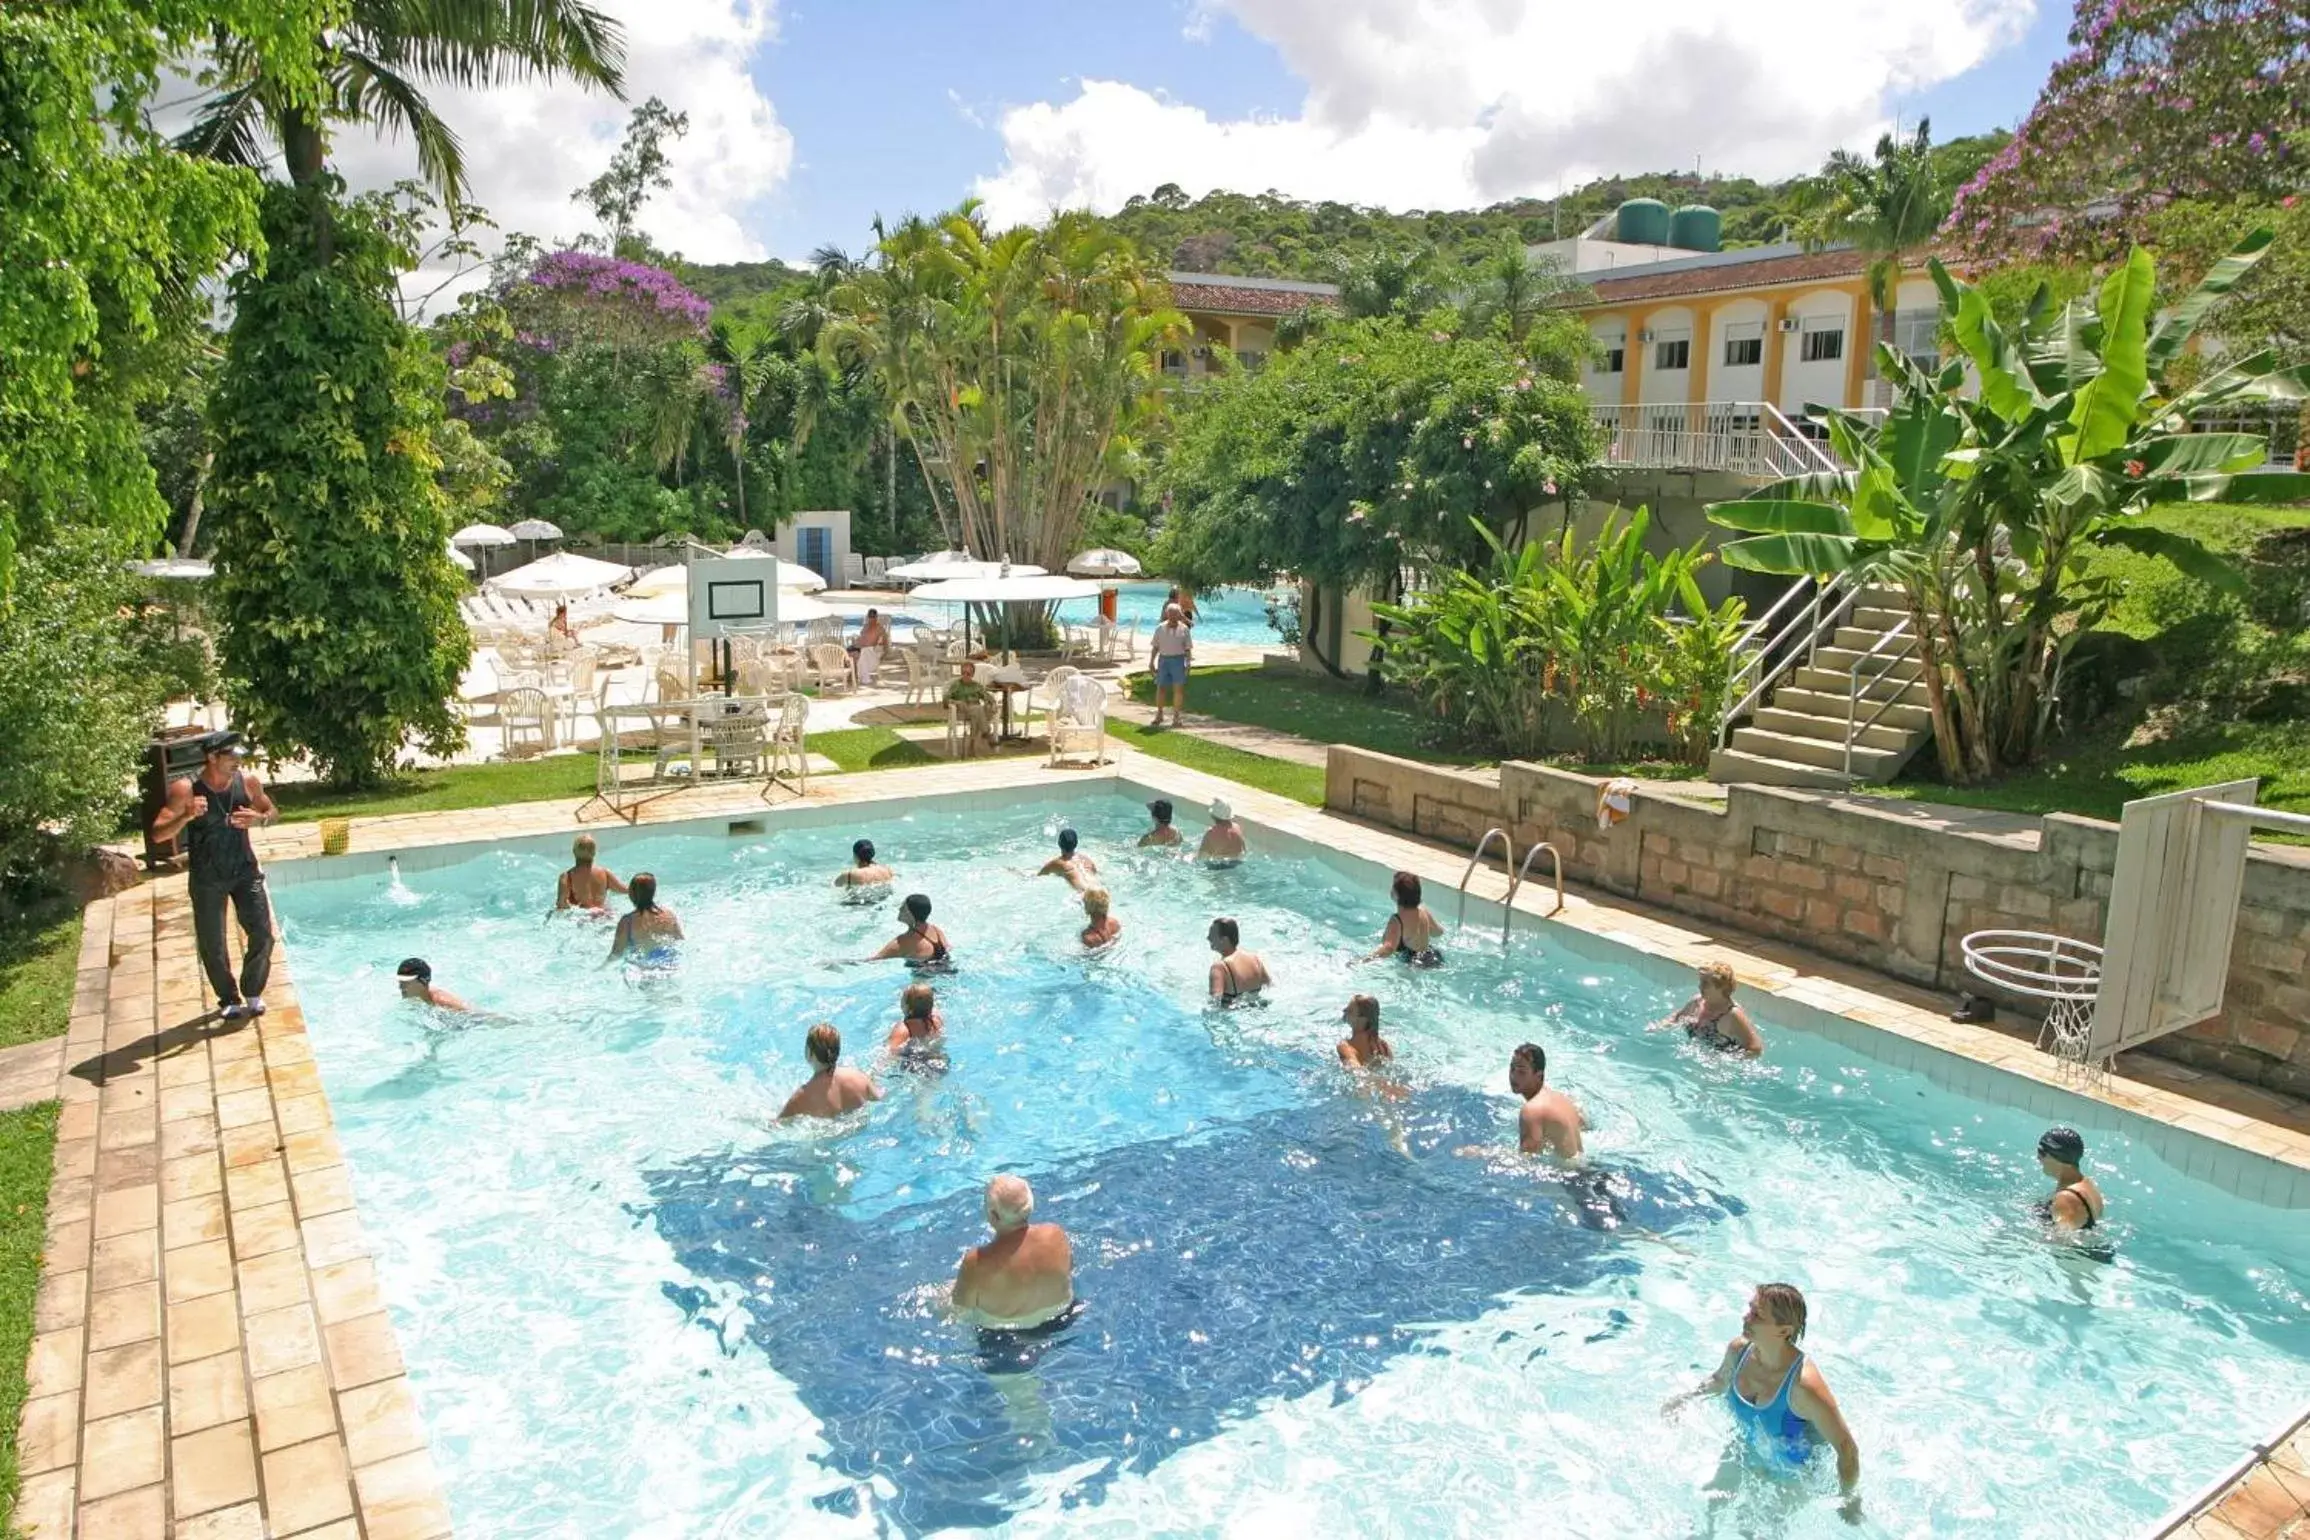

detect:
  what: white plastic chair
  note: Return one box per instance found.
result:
[1048,674,1108,767]
[706,697,770,778]
[900,647,940,707]
[1026,665,1078,739]
[769,692,810,790]
[501,687,553,758]
[864,556,888,586]
[809,643,855,695]
[843,552,867,587]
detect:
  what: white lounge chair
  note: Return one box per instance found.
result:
[864,556,888,586]
[843,552,867,587]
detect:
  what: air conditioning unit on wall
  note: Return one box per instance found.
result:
[1638,328,1656,342]
[1777,317,1801,333]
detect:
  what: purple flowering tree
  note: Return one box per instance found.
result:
[1952,0,2309,260]
[507,249,713,350]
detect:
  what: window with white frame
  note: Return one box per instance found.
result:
[1895,308,1941,371]
[1654,333,1691,371]
[1800,321,1844,363]
[1722,321,1764,368]
[1595,336,1626,374]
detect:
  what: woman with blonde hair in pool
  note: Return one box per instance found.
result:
[1668,1283,1862,1517]
[1656,961,1764,1057]
[1336,994,1393,1067]
[1079,889,1121,949]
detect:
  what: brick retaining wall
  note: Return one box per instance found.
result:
[1327,746,2310,1096]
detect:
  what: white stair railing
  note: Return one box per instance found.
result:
[1714,572,1857,751]
[1590,400,1849,476]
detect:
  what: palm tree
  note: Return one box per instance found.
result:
[178,0,624,209]
[1468,235,1575,344]
[1790,120,1948,407]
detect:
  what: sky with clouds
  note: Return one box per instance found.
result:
[315,0,2076,275]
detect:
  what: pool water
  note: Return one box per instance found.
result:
[905,583,1289,650]
[271,793,2310,1538]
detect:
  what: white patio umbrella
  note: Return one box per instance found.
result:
[129,557,214,581]
[611,589,835,627]
[445,543,475,572]
[886,555,1048,583]
[1066,547,1142,578]
[486,551,634,601]
[629,560,825,598]
[450,522,515,547]
[906,572,1101,650]
[506,518,563,541]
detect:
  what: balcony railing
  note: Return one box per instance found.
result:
[1590,401,1844,478]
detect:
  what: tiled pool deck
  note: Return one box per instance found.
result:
[18,749,2310,1538]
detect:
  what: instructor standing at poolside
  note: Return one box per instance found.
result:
[152,731,279,1020]
[1148,603,1193,728]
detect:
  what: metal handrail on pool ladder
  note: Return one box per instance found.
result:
[1454,827,1515,932]
[1502,842,1566,942]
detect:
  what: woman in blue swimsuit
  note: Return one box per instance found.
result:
[608,873,684,966]
[1669,1284,1862,1512]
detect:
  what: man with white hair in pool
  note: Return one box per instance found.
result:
[952,1174,1075,1328]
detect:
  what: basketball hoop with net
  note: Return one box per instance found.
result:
[1960,779,2310,1080]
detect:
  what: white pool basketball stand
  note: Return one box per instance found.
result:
[1960,780,2310,1080]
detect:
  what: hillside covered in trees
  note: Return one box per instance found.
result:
[680,134,2012,305]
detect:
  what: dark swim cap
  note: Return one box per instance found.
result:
[2037,1126,2086,1163]
[853,839,875,863]
[395,957,432,984]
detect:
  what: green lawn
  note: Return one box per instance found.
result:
[0,1101,58,1532]
[1108,719,1326,805]
[809,726,939,774]
[1873,502,2310,826]
[1128,666,1494,766]
[0,904,79,1051]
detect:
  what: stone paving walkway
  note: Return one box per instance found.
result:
[0,1038,64,1113]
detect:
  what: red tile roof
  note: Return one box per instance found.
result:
[1166,278,1338,317]
[1574,247,1882,306]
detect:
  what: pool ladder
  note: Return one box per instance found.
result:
[1454,827,1566,944]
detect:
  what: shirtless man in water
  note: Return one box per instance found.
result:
[1510,1041,1585,1160]
[554,835,627,913]
[952,1174,1074,1328]
[834,838,894,893]
[780,1024,881,1120]
[1037,826,1098,890]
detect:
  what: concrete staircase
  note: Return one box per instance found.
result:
[1707,589,1936,789]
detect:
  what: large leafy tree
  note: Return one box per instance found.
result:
[1790,120,1948,406]
[1154,313,1599,676]
[207,183,470,785]
[1951,0,2309,261]
[824,205,1187,571]
[178,0,623,210]
[0,0,328,582]
[1708,234,2310,782]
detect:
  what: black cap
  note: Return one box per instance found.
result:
[395,958,432,984]
[1148,798,1173,823]
[853,839,875,863]
[2037,1126,2085,1163]
[199,730,244,757]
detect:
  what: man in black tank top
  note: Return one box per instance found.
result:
[152,732,279,1020]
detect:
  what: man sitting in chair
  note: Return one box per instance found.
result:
[946,660,997,756]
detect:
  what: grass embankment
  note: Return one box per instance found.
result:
[1873,503,2310,824]
[1107,720,1326,806]
[1124,665,1707,784]
[0,904,79,1051]
[0,1101,58,1532]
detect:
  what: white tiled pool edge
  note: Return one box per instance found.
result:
[23,748,2310,1539]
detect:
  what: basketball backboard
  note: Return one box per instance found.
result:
[2091,779,2258,1057]
[684,555,779,642]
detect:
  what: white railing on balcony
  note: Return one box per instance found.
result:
[1590,400,1844,478]
[2187,408,2302,471]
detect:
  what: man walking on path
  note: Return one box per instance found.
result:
[152,731,279,1020]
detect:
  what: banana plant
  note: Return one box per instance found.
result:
[1709,230,2310,782]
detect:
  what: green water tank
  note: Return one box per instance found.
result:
[1670,204,1722,252]
[1615,198,1671,246]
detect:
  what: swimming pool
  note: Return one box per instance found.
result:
[903,582,1290,650]
[269,785,2310,1538]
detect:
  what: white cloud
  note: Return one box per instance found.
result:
[978,0,2035,226]
[318,0,792,305]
